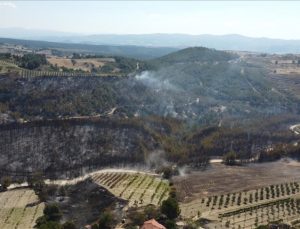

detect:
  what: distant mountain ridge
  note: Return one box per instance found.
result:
[1,28,300,53]
[0,37,178,59]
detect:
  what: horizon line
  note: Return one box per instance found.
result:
[1,27,300,41]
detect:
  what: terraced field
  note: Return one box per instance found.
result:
[0,188,44,229]
[91,171,169,207]
[179,180,300,228]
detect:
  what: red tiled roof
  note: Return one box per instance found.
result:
[141,219,166,229]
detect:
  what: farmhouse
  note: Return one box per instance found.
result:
[140,219,166,229]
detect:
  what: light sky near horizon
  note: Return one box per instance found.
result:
[1,1,300,39]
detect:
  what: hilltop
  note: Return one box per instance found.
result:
[151,46,237,66]
[143,47,299,124]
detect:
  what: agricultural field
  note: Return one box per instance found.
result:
[0,188,44,229]
[47,56,117,72]
[181,181,300,228]
[271,60,300,75]
[0,59,121,77]
[91,171,169,207]
[48,170,170,208]
[175,160,300,228]
[0,60,21,74]
[243,53,300,99]
[242,53,300,75]
[174,160,300,201]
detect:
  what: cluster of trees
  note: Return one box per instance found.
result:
[258,143,300,162]
[89,197,193,229]
[15,54,47,70]
[222,141,300,165]
[0,176,11,191]
[0,52,47,70]
[0,172,54,199]
[28,173,49,202]
[35,204,76,229]
[89,210,116,229]
[69,53,149,74]
[223,151,238,166]
[0,53,11,59]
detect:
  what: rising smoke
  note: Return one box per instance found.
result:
[145,150,169,168]
[134,71,180,117]
[135,70,178,92]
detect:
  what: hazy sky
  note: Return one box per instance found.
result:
[1,1,300,39]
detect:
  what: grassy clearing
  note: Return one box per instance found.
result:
[0,188,44,229]
[92,171,169,207]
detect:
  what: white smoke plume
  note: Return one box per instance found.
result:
[145,150,169,168]
[135,71,178,91]
[134,71,180,117]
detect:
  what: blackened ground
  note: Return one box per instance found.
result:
[48,178,127,228]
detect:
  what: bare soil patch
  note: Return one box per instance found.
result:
[173,159,300,202]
